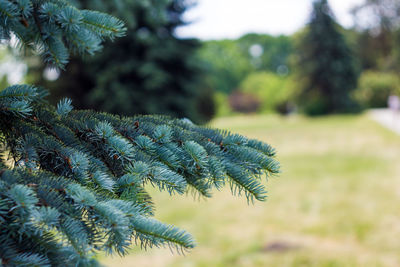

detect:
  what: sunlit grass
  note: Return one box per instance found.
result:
[101,113,400,267]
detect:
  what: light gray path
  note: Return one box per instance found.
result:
[369,108,400,135]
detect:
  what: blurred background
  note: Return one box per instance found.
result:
[2,0,400,266]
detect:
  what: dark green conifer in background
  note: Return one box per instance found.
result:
[30,0,214,124]
[0,0,279,265]
[295,0,358,115]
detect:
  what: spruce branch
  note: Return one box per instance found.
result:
[0,1,280,265]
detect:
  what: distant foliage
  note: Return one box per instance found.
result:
[228,91,261,113]
[199,40,253,94]
[214,91,233,117]
[295,0,359,115]
[240,72,295,114]
[352,0,400,71]
[238,34,293,73]
[0,75,8,91]
[353,71,400,108]
[198,34,293,94]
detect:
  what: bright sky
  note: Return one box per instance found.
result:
[176,0,364,40]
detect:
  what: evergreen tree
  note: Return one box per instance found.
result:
[295,0,358,115]
[30,0,214,124]
[0,0,279,265]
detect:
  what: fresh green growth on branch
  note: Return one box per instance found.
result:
[0,0,279,266]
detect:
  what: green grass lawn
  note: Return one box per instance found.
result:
[101,113,400,267]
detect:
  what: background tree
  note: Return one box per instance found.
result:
[353,70,400,108]
[198,34,292,95]
[237,33,292,74]
[294,0,359,115]
[198,34,293,116]
[29,0,214,124]
[352,0,400,71]
[239,72,295,114]
[0,0,279,265]
[198,39,252,94]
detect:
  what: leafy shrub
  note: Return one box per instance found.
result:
[228,91,261,113]
[214,92,233,117]
[353,71,400,108]
[240,72,295,114]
